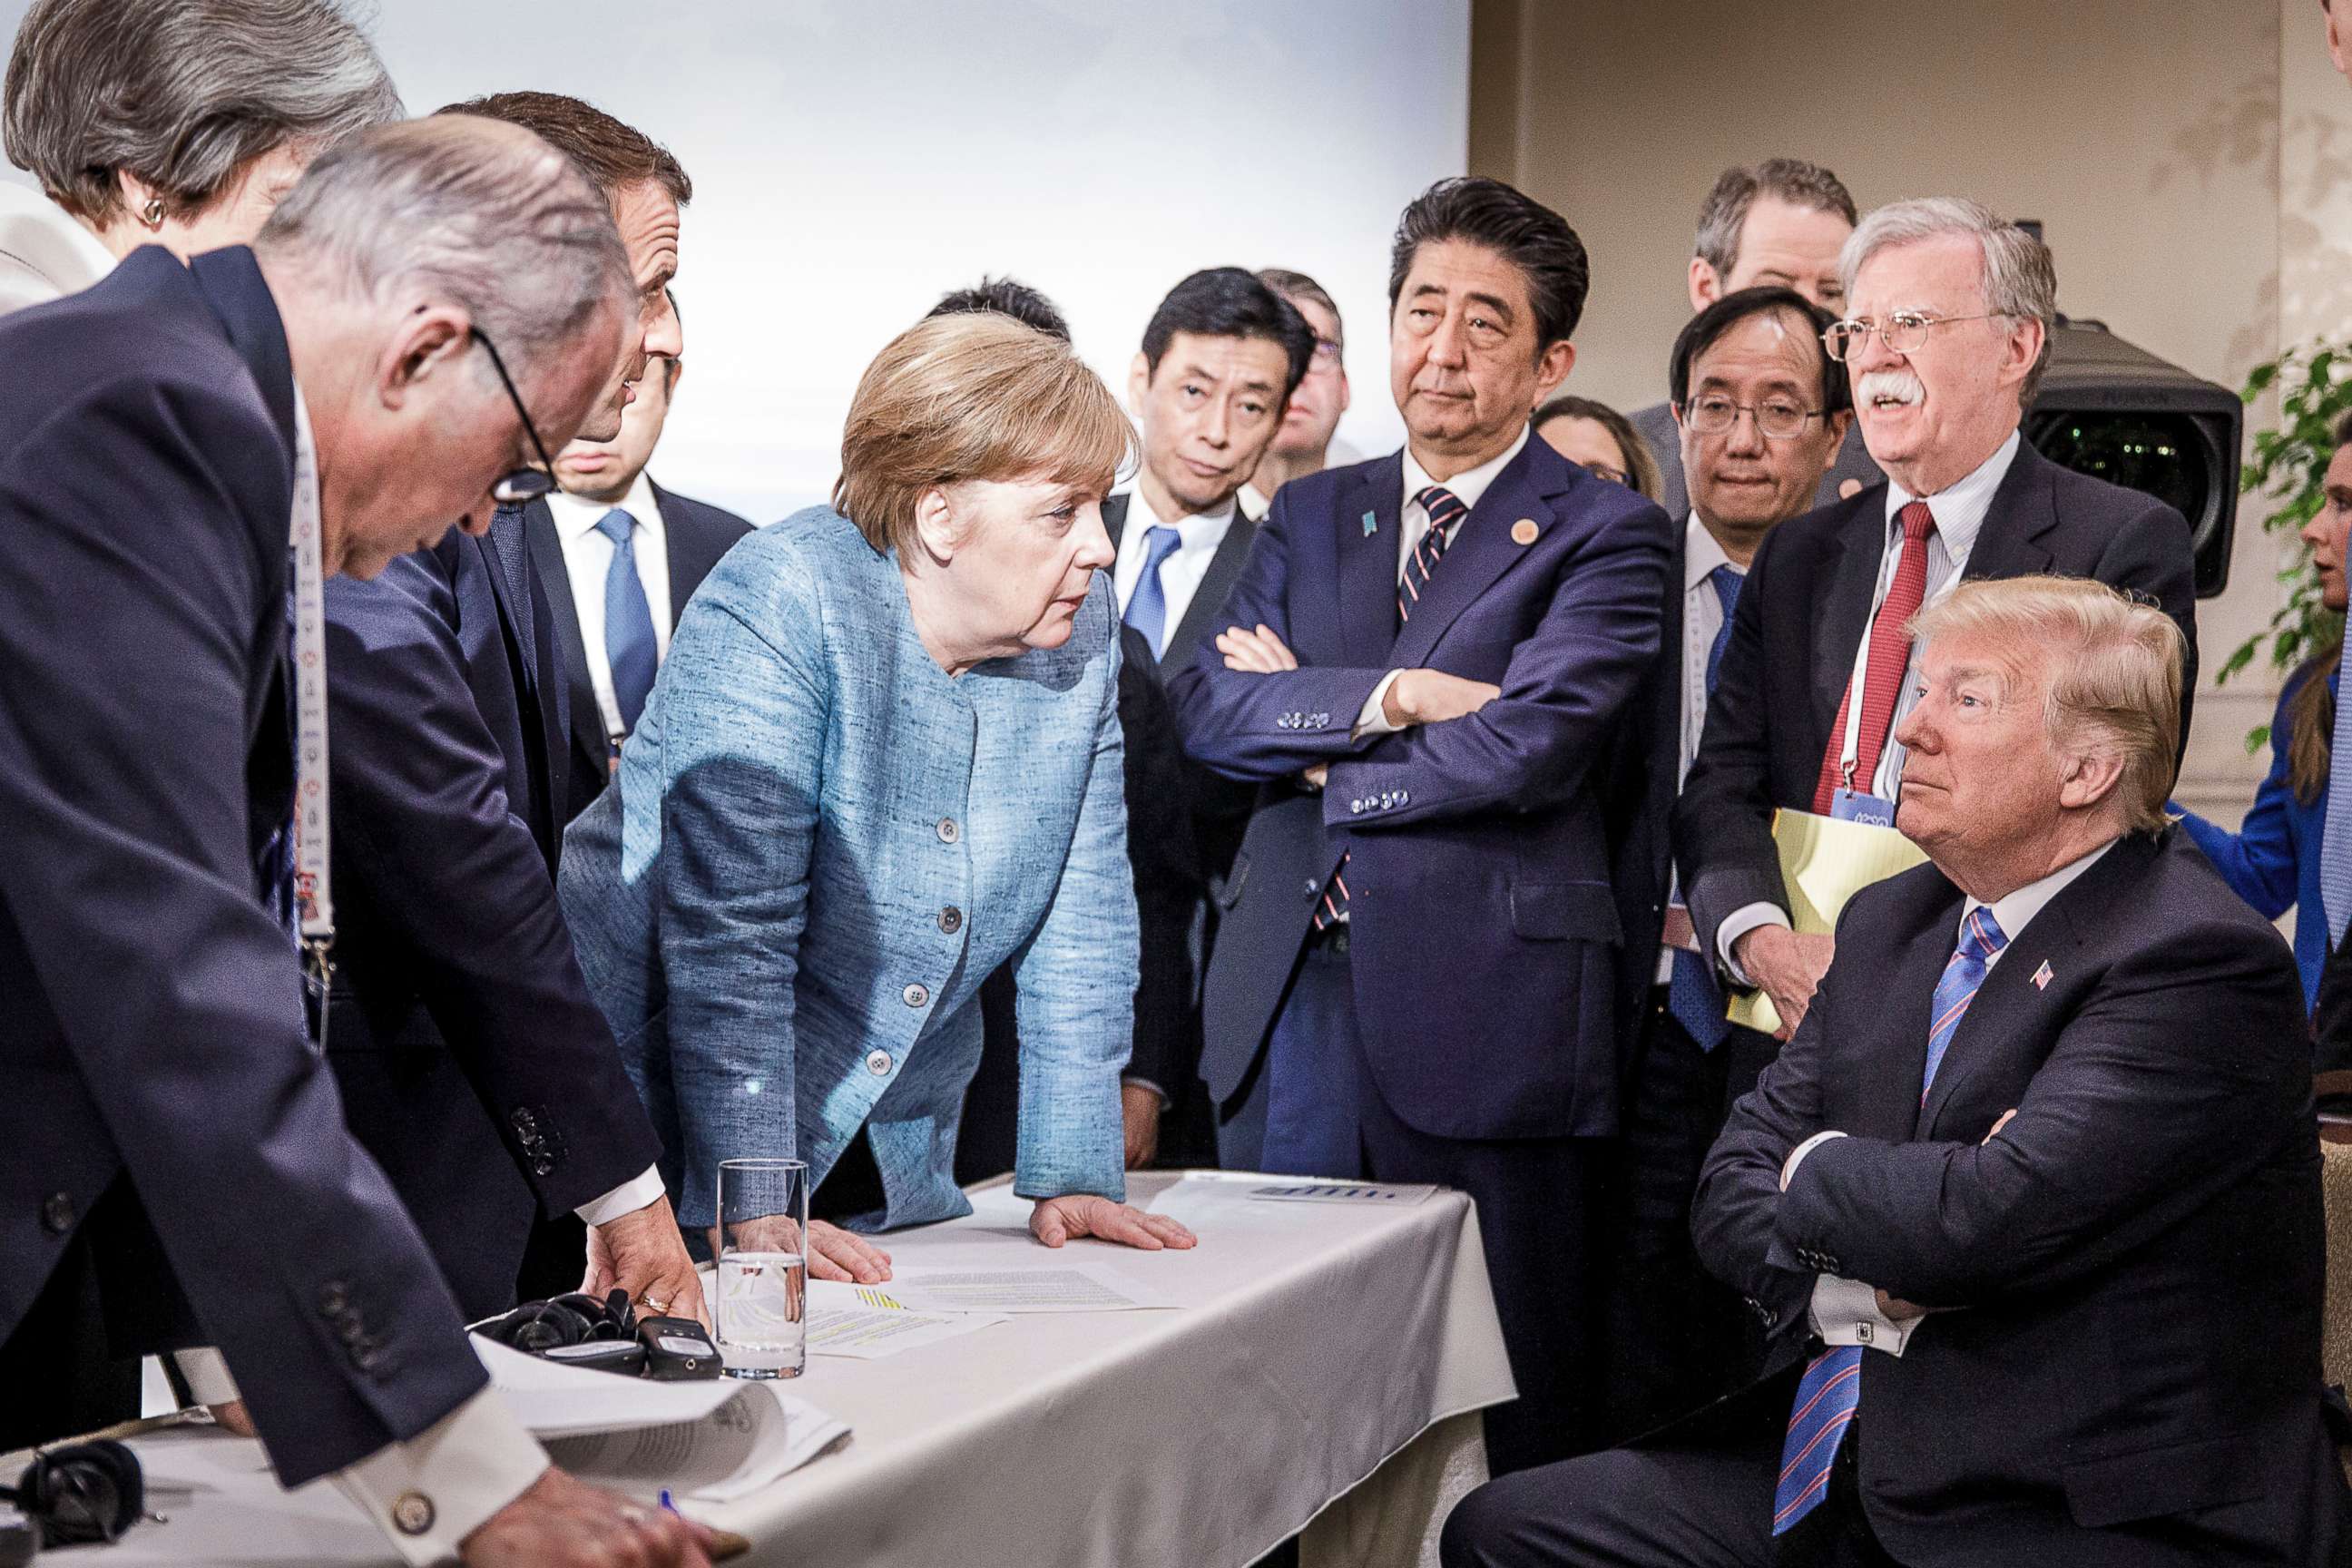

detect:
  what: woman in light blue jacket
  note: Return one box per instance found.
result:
[561,312,1195,1278]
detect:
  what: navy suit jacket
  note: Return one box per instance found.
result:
[321,500,661,1318]
[1169,436,1672,1140]
[524,482,753,825]
[0,247,484,1482]
[1695,829,2342,1565]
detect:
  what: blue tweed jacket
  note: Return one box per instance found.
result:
[559,506,1136,1230]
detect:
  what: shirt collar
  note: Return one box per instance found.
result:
[1684,511,1736,594]
[1403,425,1530,515]
[1885,427,2021,561]
[546,471,662,543]
[1962,836,2117,948]
[1128,485,1236,551]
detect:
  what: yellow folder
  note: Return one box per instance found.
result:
[1726,808,1928,1035]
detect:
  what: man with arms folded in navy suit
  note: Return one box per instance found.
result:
[1170,176,1672,1472]
[1677,197,2197,1054]
[1446,575,2346,1568]
[0,118,713,1568]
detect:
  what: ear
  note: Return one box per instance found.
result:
[1824,407,1853,446]
[2056,744,2126,812]
[1336,364,1352,414]
[1531,339,1576,406]
[1127,352,1152,416]
[115,170,161,220]
[911,485,962,564]
[2001,315,2047,396]
[377,305,474,412]
[1689,257,1722,312]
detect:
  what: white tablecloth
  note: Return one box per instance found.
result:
[72,1172,1515,1567]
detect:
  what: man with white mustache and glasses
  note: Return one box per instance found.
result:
[1676,197,2197,1047]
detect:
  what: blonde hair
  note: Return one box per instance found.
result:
[1906,576,2182,833]
[833,312,1132,556]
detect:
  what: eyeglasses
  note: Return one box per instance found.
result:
[1681,393,1828,441]
[470,328,560,505]
[1821,310,2009,362]
[1309,336,1345,366]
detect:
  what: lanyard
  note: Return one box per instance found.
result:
[289,396,335,1004]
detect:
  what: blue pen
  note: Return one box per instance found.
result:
[659,1489,679,1516]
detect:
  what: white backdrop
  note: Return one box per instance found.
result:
[0,0,1469,522]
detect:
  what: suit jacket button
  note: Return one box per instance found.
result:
[318,1281,351,1316]
[936,817,960,844]
[533,1158,556,1178]
[938,906,963,935]
[39,1192,75,1235]
[1397,789,1410,805]
[1304,879,1320,897]
[390,1492,436,1536]
[1314,713,1328,726]
[903,983,929,1008]
[1350,799,1364,814]
[866,1049,893,1077]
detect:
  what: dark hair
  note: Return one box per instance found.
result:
[927,275,1071,342]
[1387,176,1589,351]
[436,91,691,206]
[1140,267,1315,396]
[1531,395,1661,501]
[1668,285,1848,416]
[1693,159,1856,277]
[1257,266,1342,342]
[2283,407,2352,799]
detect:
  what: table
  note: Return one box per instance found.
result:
[68,1172,1515,1567]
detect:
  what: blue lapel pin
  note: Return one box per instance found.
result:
[1361,510,1378,536]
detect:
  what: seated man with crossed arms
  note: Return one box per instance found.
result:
[1446,575,2345,1568]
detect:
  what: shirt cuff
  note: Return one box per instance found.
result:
[334,1387,550,1566]
[1354,671,1406,740]
[1717,901,1792,986]
[1808,1272,1916,1357]
[173,1348,240,1406]
[1780,1129,1847,1191]
[1121,1074,1171,1108]
[574,1164,666,1228]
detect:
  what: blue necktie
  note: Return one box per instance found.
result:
[1122,524,1185,660]
[595,507,658,734]
[1668,564,1746,1050]
[1774,905,2006,1534]
[2323,637,2352,946]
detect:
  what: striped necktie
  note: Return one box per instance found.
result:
[1774,904,2006,1534]
[1314,484,1465,931]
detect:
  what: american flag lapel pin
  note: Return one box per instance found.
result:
[1362,510,1379,536]
[2031,959,2053,991]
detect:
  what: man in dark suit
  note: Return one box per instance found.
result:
[1628,158,1878,518]
[1445,576,2345,1568]
[1602,285,1852,1440]
[320,91,704,1328]
[530,347,752,827]
[1679,196,2197,1053]
[0,120,710,1567]
[1171,178,1672,1472]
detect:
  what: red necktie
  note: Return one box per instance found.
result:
[1811,501,1935,813]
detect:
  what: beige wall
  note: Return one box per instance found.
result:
[1469,0,2349,815]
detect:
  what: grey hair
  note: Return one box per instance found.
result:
[5,0,401,224]
[254,117,633,397]
[1840,196,2058,403]
[1692,158,1857,278]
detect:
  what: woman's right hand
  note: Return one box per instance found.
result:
[706,1217,892,1284]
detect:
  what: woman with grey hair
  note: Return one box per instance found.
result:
[0,0,397,309]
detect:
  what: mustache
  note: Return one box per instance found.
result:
[1857,368,1925,406]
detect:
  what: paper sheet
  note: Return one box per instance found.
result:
[860,1260,1178,1314]
[1727,807,1928,1034]
[806,1280,1010,1359]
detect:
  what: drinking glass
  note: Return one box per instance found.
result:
[713,1158,809,1379]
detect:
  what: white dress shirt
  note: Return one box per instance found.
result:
[1717,430,2024,975]
[546,475,672,747]
[1109,486,1236,654]
[1356,426,1532,736]
[1785,837,2117,1356]
[1657,516,1740,984]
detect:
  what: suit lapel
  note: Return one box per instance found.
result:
[1102,491,1130,554]
[1166,512,1259,671]
[1808,498,1887,753]
[1956,440,2058,583]
[1854,879,1968,1140]
[524,499,606,776]
[1385,439,1560,671]
[1337,453,1405,667]
[188,249,296,454]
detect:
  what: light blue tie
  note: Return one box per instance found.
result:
[1774,905,2005,1535]
[595,507,658,734]
[1122,524,1185,659]
[2323,648,2352,946]
[1668,564,1747,1050]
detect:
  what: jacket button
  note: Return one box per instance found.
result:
[533,1158,556,1178]
[937,906,963,935]
[1349,799,1364,814]
[40,1192,75,1235]
[318,1281,351,1316]
[903,983,929,1008]
[1304,879,1320,897]
[866,1050,893,1077]
[936,817,960,844]
[1397,789,1410,805]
